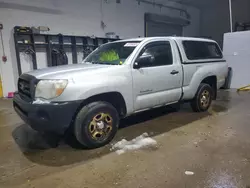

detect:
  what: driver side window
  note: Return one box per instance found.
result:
[138,41,173,67]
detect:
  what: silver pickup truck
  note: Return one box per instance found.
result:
[13,37,228,148]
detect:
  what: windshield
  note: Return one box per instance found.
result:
[83,41,141,65]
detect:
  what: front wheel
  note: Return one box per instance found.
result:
[190,83,213,112]
[74,101,119,149]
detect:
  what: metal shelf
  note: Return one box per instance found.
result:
[14,26,119,75]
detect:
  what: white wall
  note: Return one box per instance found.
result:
[0,0,200,97]
[200,0,250,47]
[223,31,250,88]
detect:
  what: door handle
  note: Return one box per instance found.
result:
[170,70,179,75]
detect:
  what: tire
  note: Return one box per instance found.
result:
[74,101,119,149]
[190,83,213,112]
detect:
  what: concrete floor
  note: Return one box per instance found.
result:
[0,90,250,188]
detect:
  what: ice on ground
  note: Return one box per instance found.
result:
[33,98,50,104]
[111,133,157,155]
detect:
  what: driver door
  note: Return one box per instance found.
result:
[132,41,182,111]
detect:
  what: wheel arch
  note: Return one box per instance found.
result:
[75,92,127,119]
[182,73,218,101]
[200,75,217,100]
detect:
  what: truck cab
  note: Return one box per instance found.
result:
[13,37,228,148]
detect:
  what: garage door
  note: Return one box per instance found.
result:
[145,13,190,37]
[146,21,183,37]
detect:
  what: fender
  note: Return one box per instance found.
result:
[75,75,134,114]
[182,63,224,100]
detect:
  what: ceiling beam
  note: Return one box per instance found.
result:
[155,0,217,9]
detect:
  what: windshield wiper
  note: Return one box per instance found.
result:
[91,62,117,65]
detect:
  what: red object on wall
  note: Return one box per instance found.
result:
[2,55,7,62]
[8,92,14,98]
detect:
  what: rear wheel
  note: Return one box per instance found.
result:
[190,83,213,112]
[74,101,119,148]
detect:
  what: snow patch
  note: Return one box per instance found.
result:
[185,171,194,175]
[33,98,50,104]
[111,133,157,155]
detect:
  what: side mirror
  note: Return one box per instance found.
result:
[134,55,154,69]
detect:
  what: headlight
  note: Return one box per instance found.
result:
[35,79,68,99]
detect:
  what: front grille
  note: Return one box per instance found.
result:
[17,74,37,101]
[18,78,31,100]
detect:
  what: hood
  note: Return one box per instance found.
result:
[26,63,113,79]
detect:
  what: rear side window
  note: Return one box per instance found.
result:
[182,41,223,60]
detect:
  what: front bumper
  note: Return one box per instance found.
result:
[13,93,81,134]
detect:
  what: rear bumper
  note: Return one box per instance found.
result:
[13,93,81,134]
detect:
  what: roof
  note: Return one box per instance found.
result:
[171,36,215,42]
[116,36,215,43]
[117,38,146,42]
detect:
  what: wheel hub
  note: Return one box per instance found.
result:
[201,95,207,102]
[88,112,113,140]
[200,90,210,108]
[96,121,105,129]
